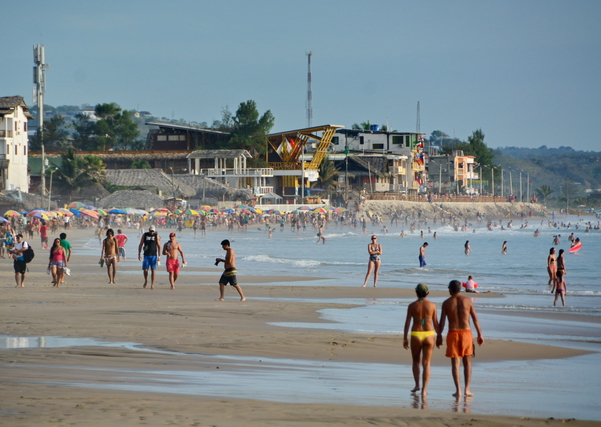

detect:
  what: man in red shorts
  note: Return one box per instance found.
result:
[162,232,186,290]
[437,280,484,398]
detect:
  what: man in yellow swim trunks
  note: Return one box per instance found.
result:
[437,280,484,398]
[403,283,440,397]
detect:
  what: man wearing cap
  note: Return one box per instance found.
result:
[437,280,484,398]
[8,234,29,288]
[162,232,185,290]
[138,225,161,289]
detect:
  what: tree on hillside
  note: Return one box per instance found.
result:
[93,103,141,151]
[53,148,106,200]
[441,128,495,169]
[29,115,69,151]
[227,100,275,163]
[71,113,97,151]
[536,184,554,203]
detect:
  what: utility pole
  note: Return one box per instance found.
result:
[34,44,49,198]
[306,52,312,128]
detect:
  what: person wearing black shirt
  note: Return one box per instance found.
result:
[138,225,161,289]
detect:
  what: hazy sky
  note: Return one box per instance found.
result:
[2,1,600,151]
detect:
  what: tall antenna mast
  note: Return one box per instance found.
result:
[306,51,313,128]
[33,44,48,133]
[33,44,49,197]
[416,101,420,133]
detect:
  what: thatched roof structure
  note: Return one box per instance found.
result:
[0,96,35,119]
[98,190,165,210]
[105,169,196,198]
[173,174,233,198]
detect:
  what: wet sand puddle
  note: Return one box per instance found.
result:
[1,335,600,421]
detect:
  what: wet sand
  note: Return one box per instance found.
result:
[0,227,598,426]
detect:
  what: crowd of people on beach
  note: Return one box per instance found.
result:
[2,205,598,402]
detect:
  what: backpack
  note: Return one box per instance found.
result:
[23,244,35,263]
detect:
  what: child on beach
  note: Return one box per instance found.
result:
[551,269,567,307]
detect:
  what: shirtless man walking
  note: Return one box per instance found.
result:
[100,228,120,284]
[215,239,245,301]
[162,232,186,290]
[437,280,484,398]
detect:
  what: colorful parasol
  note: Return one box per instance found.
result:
[80,209,100,220]
[2,209,21,216]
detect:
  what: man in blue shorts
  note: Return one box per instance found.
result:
[138,225,161,289]
[419,242,428,268]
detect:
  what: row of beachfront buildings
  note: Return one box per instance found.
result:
[1,95,479,204]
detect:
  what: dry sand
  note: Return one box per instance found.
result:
[0,227,598,426]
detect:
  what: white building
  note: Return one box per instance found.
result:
[0,96,33,192]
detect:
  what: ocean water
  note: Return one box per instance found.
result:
[8,214,601,420]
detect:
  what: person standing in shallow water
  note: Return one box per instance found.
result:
[215,239,245,301]
[547,247,557,286]
[437,280,484,398]
[403,283,439,397]
[419,242,428,268]
[362,235,382,287]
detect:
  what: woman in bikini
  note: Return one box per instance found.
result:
[403,283,440,397]
[49,238,68,287]
[361,235,382,287]
[552,249,567,306]
[547,247,557,286]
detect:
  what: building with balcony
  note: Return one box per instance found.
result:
[0,96,34,192]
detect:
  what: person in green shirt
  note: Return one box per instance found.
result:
[60,233,72,284]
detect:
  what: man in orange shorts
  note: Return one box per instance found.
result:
[162,232,186,290]
[437,280,484,398]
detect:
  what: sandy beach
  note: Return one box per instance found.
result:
[1,227,599,426]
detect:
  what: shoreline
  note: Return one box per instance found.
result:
[1,226,600,425]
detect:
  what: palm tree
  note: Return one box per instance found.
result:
[536,184,554,204]
[53,148,106,200]
[313,156,340,199]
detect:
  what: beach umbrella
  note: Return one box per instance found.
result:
[153,208,170,213]
[107,208,127,215]
[312,207,327,214]
[96,209,108,216]
[0,217,9,223]
[209,208,220,215]
[69,202,87,210]
[80,209,100,220]
[151,210,168,217]
[200,205,212,211]
[4,210,22,217]
[269,209,285,215]
[222,208,235,214]
[30,211,51,220]
[69,208,83,217]
[55,208,74,216]
[184,209,200,216]
[254,207,263,214]
[334,207,347,213]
